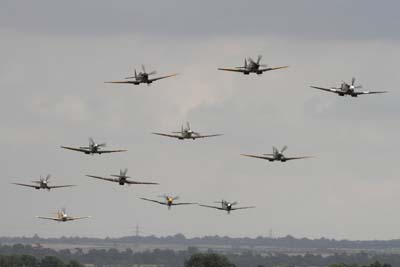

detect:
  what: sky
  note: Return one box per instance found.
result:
[0,0,400,240]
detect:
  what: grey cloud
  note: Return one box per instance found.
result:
[1,0,400,40]
[1,3,400,240]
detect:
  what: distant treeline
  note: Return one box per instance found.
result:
[2,234,400,250]
[0,254,83,267]
[0,244,398,267]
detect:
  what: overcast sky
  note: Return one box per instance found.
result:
[1,0,400,240]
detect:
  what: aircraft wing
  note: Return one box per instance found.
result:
[198,204,225,210]
[193,134,223,139]
[284,156,312,161]
[231,206,256,210]
[86,175,118,183]
[148,73,178,82]
[310,86,339,94]
[241,154,274,160]
[48,185,76,189]
[125,180,159,185]
[12,183,37,188]
[61,146,90,153]
[259,66,289,72]
[97,149,127,154]
[36,216,59,221]
[104,81,138,84]
[152,132,182,139]
[217,68,245,73]
[68,216,90,221]
[355,90,388,95]
[140,197,166,205]
[172,202,197,206]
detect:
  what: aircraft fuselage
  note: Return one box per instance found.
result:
[178,130,195,140]
[133,73,152,84]
[337,83,358,97]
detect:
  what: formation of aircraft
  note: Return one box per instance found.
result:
[152,122,223,140]
[61,138,127,155]
[37,208,90,222]
[105,65,178,85]
[199,200,255,214]
[86,168,159,186]
[140,195,197,210]
[241,146,311,162]
[17,60,389,222]
[218,55,288,75]
[310,77,387,97]
[12,175,75,191]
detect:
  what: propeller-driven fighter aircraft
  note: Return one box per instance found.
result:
[199,200,255,214]
[310,77,387,97]
[37,208,90,222]
[105,65,178,85]
[241,146,311,162]
[152,122,223,140]
[61,138,127,155]
[140,195,197,210]
[86,168,159,186]
[218,55,288,75]
[12,175,75,191]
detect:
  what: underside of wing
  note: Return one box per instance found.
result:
[241,154,274,160]
[126,180,159,185]
[198,204,224,210]
[104,80,138,84]
[48,185,76,189]
[149,73,178,82]
[68,216,90,221]
[285,156,312,161]
[172,202,197,206]
[86,175,118,183]
[12,183,37,188]
[61,146,88,153]
[37,216,59,221]
[232,206,256,210]
[217,68,245,73]
[310,86,339,94]
[98,149,127,154]
[260,66,289,72]
[194,134,223,139]
[356,91,388,95]
[140,198,166,205]
[152,132,182,139]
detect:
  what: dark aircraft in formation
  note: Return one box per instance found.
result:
[105,65,178,85]
[199,200,255,214]
[12,175,75,191]
[152,122,223,140]
[37,208,90,222]
[241,146,311,162]
[310,77,387,97]
[140,195,197,210]
[61,138,127,155]
[218,55,288,75]
[86,168,159,186]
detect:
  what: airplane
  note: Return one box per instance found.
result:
[105,65,178,85]
[241,146,311,162]
[152,122,223,140]
[86,168,159,186]
[12,175,75,191]
[61,138,127,155]
[140,195,197,210]
[218,55,289,75]
[310,77,387,97]
[199,200,255,214]
[37,208,90,222]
